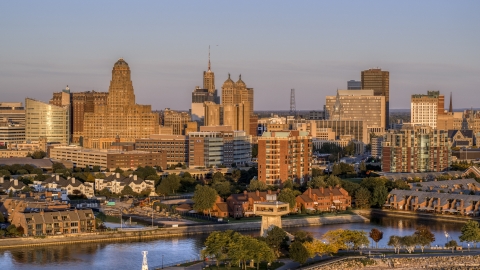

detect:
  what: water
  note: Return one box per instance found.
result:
[0,215,467,270]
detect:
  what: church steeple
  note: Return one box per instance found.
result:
[208,45,211,71]
[203,46,215,94]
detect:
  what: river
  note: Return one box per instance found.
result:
[0,215,467,270]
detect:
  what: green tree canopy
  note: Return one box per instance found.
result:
[157,173,181,195]
[248,179,267,191]
[460,220,480,247]
[293,230,314,243]
[263,226,288,257]
[121,185,136,196]
[289,241,309,264]
[212,180,232,199]
[326,175,341,187]
[192,185,218,216]
[277,188,300,210]
[355,187,371,209]
[309,176,326,188]
[388,235,402,254]
[371,185,389,207]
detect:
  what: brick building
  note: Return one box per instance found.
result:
[258,130,312,185]
[296,187,351,212]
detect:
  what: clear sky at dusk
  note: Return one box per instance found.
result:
[1,1,479,111]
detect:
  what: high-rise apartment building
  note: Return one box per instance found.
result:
[25,98,70,145]
[82,59,159,149]
[410,91,445,129]
[361,68,389,127]
[382,124,451,173]
[325,90,386,129]
[191,55,220,122]
[50,87,108,144]
[347,80,361,90]
[258,130,312,185]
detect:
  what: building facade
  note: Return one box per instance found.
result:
[135,134,188,165]
[162,109,191,135]
[382,125,451,172]
[25,98,70,145]
[258,130,312,185]
[325,90,386,129]
[411,91,445,129]
[82,59,159,149]
[49,146,167,171]
[361,68,389,127]
[191,56,220,122]
[347,80,361,90]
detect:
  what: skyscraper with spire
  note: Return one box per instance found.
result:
[191,47,220,122]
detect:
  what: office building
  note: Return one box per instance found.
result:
[135,134,189,165]
[382,124,451,173]
[50,87,108,144]
[188,131,224,168]
[347,80,361,90]
[294,120,368,144]
[162,109,191,135]
[361,68,389,127]
[25,98,70,145]
[0,102,25,125]
[0,119,25,147]
[258,130,312,185]
[325,90,386,129]
[81,59,159,149]
[191,56,220,122]
[221,74,255,136]
[410,91,445,129]
[200,126,251,167]
[49,146,167,171]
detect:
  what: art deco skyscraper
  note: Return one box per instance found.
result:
[191,52,220,122]
[361,68,389,127]
[82,59,159,149]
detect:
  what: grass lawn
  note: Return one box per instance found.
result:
[205,261,284,270]
[342,178,363,184]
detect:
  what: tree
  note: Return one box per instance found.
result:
[192,185,217,216]
[414,226,435,252]
[304,239,335,258]
[322,229,347,251]
[121,186,136,197]
[250,238,275,270]
[212,180,232,199]
[355,187,371,209]
[369,228,383,248]
[460,220,480,247]
[251,144,258,158]
[400,235,417,253]
[341,230,369,251]
[312,167,323,178]
[212,171,225,183]
[0,211,4,223]
[340,180,360,197]
[248,179,267,191]
[309,176,326,188]
[231,169,241,183]
[359,161,367,174]
[371,185,389,207]
[277,188,299,210]
[203,230,236,267]
[289,241,309,264]
[157,174,181,195]
[97,187,112,198]
[180,172,197,192]
[293,230,314,243]
[388,235,402,254]
[264,226,288,257]
[332,163,342,176]
[30,150,47,159]
[52,162,66,172]
[445,240,458,253]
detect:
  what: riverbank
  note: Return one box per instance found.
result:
[356,209,479,224]
[303,255,480,270]
[0,214,368,249]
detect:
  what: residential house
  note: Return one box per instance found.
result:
[296,187,351,212]
[226,190,280,218]
[95,173,155,195]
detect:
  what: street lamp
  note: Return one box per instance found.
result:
[162,254,164,269]
[468,243,470,252]
[444,231,450,243]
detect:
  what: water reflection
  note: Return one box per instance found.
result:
[0,215,467,269]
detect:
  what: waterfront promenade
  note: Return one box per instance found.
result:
[0,214,368,249]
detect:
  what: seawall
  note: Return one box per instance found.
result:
[356,208,478,224]
[0,214,368,249]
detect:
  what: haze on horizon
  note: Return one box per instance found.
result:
[0,1,479,111]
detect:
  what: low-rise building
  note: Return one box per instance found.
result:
[0,178,25,193]
[385,188,480,216]
[226,190,280,218]
[11,208,96,235]
[95,173,155,195]
[36,175,94,198]
[49,146,167,171]
[296,187,351,212]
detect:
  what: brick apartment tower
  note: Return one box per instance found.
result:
[361,68,389,128]
[258,130,312,185]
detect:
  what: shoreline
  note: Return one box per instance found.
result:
[0,214,368,249]
[357,208,480,224]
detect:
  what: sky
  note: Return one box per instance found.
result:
[1,1,479,111]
